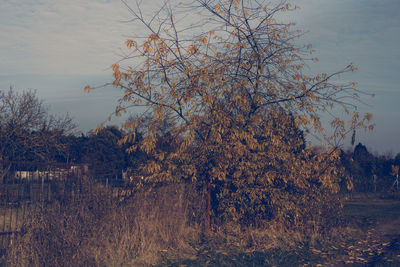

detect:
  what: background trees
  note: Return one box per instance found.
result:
[0,88,75,178]
[0,86,145,181]
[83,126,127,180]
[340,143,400,193]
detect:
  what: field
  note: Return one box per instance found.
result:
[1,182,400,266]
[158,193,400,266]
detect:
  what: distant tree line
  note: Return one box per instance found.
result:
[0,88,145,181]
[340,143,400,193]
[2,88,398,195]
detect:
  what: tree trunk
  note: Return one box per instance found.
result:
[206,181,211,233]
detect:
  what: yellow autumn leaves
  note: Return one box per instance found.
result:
[93,0,373,225]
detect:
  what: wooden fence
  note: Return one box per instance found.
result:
[0,160,88,252]
[0,160,207,257]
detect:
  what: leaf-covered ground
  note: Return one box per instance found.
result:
[327,195,400,266]
[159,194,400,266]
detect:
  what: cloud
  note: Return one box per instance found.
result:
[0,0,135,75]
[1,0,399,75]
[292,0,400,97]
[1,0,399,152]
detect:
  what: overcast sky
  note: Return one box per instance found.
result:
[0,0,399,154]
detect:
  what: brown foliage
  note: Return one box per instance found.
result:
[90,0,373,225]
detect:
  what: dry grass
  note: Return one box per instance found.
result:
[209,218,331,254]
[6,181,203,266]
[5,179,349,266]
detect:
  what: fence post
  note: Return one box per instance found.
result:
[48,181,51,202]
[41,175,45,207]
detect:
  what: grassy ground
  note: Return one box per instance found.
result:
[159,193,400,266]
[2,189,400,266]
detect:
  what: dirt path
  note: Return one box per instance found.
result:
[326,216,400,266]
[376,217,400,240]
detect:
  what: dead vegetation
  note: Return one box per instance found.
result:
[3,178,346,266]
[6,180,203,266]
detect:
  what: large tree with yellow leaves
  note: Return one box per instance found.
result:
[88,0,373,227]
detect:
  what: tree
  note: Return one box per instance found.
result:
[349,143,376,191]
[88,0,373,227]
[391,165,399,191]
[84,126,127,180]
[0,88,75,177]
[61,134,89,164]
[394,153,400,167]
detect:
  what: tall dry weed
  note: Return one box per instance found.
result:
[6,180,202,266]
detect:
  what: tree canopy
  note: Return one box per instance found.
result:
[0,88,75,163]
[88,0,374,225]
